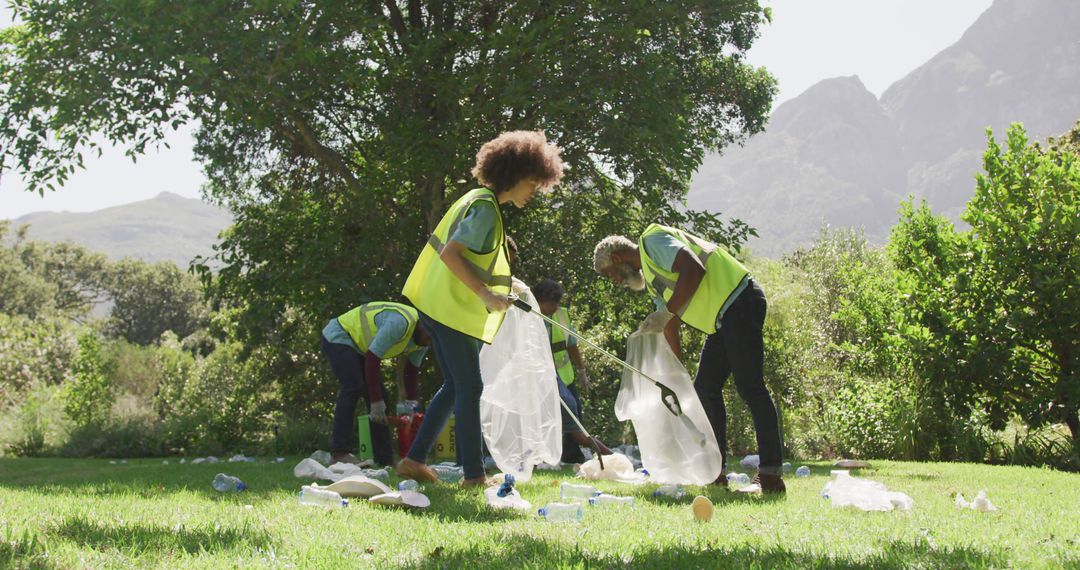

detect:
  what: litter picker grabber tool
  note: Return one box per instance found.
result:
[558,397,605,470]
[509,295,685,418]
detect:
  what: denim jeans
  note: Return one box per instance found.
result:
[693,280,784,475]
[321,335,394,466]
[405,312,486,479]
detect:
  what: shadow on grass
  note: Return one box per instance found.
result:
[399,534,1006,569]
[0,530,53,570]
[47,516,274,555]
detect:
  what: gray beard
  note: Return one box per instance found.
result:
[620,265,646,291]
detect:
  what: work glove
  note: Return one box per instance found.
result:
[637,308,674,334]
[368,400,387,424]
[480,288,511,312]
[511,277,529,295]
[575,367,591,391]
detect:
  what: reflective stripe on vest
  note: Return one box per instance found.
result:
[336,302,420,359]
[550,306,575,385]
[638,223,750,335]
[402,188,511,343]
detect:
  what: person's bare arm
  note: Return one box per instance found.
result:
[663,314,682,359]
[440,240,509,311]
[665,249,705,316]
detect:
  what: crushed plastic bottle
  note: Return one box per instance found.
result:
[782,462,792,474]
[653,484,686,499]
[560,482,600,501]
[588,494,634,508]
[299,485,348,508]
[433,465,464,483]
[726,472,751,486]
[821,470,913,511]
[796,466,811,478]
[398,479,421,492]
[496,474,516,498]
[956,490,998,512]
[361,468,390,482]
[212,473,247,492]
[538,502,583,522]
[309,450,332,466]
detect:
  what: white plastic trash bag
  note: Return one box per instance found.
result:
[821,470,914,511]
[479,287,562,482]
[294,458,340,481]
[614,331,723,485]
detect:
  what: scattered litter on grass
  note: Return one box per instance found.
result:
[212,473,246,492]
[538,502,583,522]
[325,475,392,498]
[536,462,563,471]
[192,456,220,465]
[484,474,531,511]
[653,484,686,499]
[589,494,634,509]
[740,455,760,469]
[369,491,430,509]
[299,484,348,508]
[796,466,811,477]
[308,450,332,466]
[956,490,998,512]
[228,454,255,463]
[294,458,339,481]
[691,495,713,522]
[179,458,187,464]
[560,482,600,502]
[275,457,285,463]
[821,470,913,511]
[726,472,751,487]
[576,453,642,483]
[834,459,870,469]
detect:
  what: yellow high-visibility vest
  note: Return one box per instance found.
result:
[402,188,511,343]
[336,302,420,358]
[638,223,749,334]
[549,306,575,385]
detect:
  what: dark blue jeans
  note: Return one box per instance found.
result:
[693,280,784,475]
[558,379,587,463]
[405,312,486,479]
[321,336,394,466]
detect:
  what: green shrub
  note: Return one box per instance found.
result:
[0,313,78,408]
[0,384,70,457]
[63,332,114,430]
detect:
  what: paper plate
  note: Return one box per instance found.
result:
[325,475,392,498]
[368,491,430,509]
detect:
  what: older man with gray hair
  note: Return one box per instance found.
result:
[592,224,785,494]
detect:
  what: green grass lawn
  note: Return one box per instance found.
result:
[1,458,1078,569]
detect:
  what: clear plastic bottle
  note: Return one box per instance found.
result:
[433,465,464,483]
[398,479,421,492]
[496,474,516,498]
[362,468,390,482]
[298,485,348,508]
[653,484,685,499]
[538,502,583,522]
[726,472,751,486]
[212,473,247,492]
[782,462,793,474]
[559,482,600,501]
[588,494,634,508]
[796,466,811,478]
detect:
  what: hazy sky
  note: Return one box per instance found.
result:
[0,0,993,219]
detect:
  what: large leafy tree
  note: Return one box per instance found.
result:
[1,1,775,421]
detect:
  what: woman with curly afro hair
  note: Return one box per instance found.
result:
[398,130,564,487]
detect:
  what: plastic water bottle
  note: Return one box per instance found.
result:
[538,502,583,522]
[588,494,634,508]
[726,472,751,486]
[398,479,421,492]
[496,474,516,498]
[560,482,600,501]
[298,485,348,508]
[212,473,247,492]
[433,465,464,483]
[782,462,793,474]
[653,484,685,499]
[362,468,390,482]
[796,466,811,478]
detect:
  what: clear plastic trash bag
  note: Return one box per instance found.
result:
[479,287,562,482]
[614,331,723,485]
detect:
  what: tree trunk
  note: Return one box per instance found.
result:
[1066,411,1079,444]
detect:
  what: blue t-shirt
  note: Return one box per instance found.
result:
[322,311,428,366]
[449,201,498,252]
[641,232,690,311]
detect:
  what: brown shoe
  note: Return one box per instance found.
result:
[396,458,438,483]
[735,472,786,494]
[460,476,489,488]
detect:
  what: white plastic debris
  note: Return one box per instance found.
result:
[192,456,220,465]
[309,450,333,466]
[228,454,256,463]
[325,475,392,498]
[275,457,285,463]
[576,453,642,484]
[484,475,532,511]
[834,459,870,469]
[179,458,187,464]
[956,490,998,512]
[479,286,562,482]
[294,458,340,481]
[536,462,563,471]
[614,331,723,485]
[740,455,760,469]
[368,491,430,509]
[821,470,913,511]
